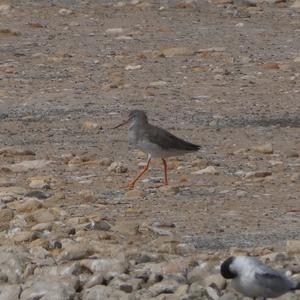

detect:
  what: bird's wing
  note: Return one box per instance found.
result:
[255,269,292,292]
[145,125,200,151]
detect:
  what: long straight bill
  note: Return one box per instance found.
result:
[112,119,129,129]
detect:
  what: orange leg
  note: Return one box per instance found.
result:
[123,157,151,189]
[162,158,168,185]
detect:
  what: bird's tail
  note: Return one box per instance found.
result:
[291,282,300,290]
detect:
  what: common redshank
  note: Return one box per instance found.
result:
[113,110,200,189]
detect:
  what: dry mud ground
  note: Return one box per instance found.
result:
[0,0,300,299]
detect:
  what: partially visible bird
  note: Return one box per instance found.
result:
[220,256,300,300]
[113,110,200,189]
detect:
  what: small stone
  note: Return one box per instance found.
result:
[235,22,244,27]
[80,258,126,278]
[124,190,144,199]
[192,166,219,175]
[0,208,14,223]
[175,243,197,255]
[79,190,96,202]
[32,209,56,223]
[10,160,52,172]
[206,286,220,300]
[245,171,272,179]
[159,185,180,195]
[0,4,11,15]
[291,0,300,8]
[84,273,104,288]
[82,285,130,300]
[10,198,43,212]
[159,47,194,57]
[99,158,114,166]
[291,173,300,182]
[149,280,179,297]
[108,162,128,173]
[58,8,73,16]
[252,143,273,154]
[12,231,33,243]
[0,284,22,299]
[125,64,142,70]
[105,28,124,34]
[197,47,226,53]
[148,80,167,87]
[82,121,100,130]
[59,244,90,261]
[28,176,52,189]
[286,240,300,254]
[204,274,226,290]
[188,282,210,299]
[31,222,52,232]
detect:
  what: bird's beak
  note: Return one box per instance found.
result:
[112,119,129,129]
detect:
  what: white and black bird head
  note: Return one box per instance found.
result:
[220,256,300,300]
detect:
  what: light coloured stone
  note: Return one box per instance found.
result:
[82,285,130,300]
[80,258,126,278]
[0,284,22,300]
[252,143,273,154]
[124,190,144,199]
[286,240,300,254]
[59,244,90,261]
[192,166,219,175]
[291,0,300,8]
[108,162,128,173]
[20,275,78,299]
[10,160,51,172]
[9,198,43,212]
[58,8,73,16]
[105,28,124,34]
[159,47,194,57]
[0,208,14,223]
[149,280,179,297]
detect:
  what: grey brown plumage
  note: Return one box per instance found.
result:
[113,110,200,189]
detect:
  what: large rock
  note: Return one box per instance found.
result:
[20,275,78,300]
[10,160,52,172]
[82,285,130,300]
[0,284,22,300]
[80,258,127,279]
[0,246,29,283]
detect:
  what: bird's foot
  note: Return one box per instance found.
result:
[121,182,136,190]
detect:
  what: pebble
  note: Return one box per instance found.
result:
[80,258,126,278]
[148,80,168,87]
[10,160,52,172]
[20,275,78,299]
[108,162,128,173]
[10,198,43,212]
[149,279,179,296]
[252,143,273,154]
[0,208,14,223]
[82,285,130,300]
[0,284,22,300]
[291,0,300,8]
[124,189,144,199]
[159,47,194,57]
[204,274,226,290]
[58,8,73,16]
[159,185,180,195]
[286,240,300,254]
[192,166,219,175]
[105,28,124,34]
[125,64,142,70]
[59,244,91,261]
